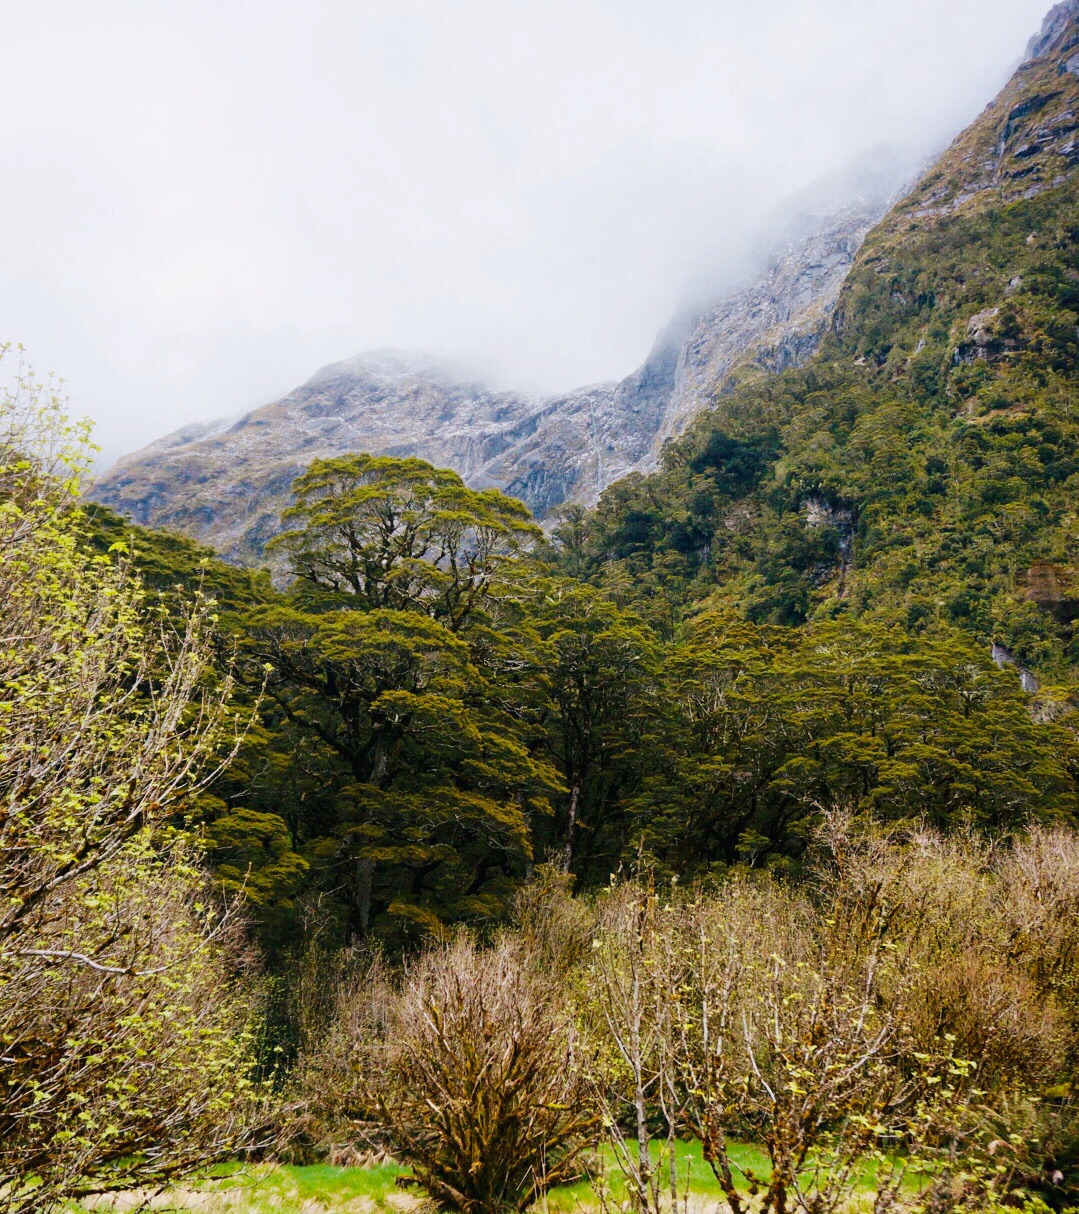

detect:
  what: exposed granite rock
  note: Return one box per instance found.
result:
[876,3,1079,230]
[991,643,1041,693]
[952,307,1025,365]
[1027,0,1079,62]
[92,196,893,565]
[648,199,887,452]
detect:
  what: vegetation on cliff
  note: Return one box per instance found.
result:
[560,25,1079,685]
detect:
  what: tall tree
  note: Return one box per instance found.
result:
[633,610,1079,875]
[269,454,539,629]
[0,364,264,1212]
[244,457,558,941]
[530,581,663,876]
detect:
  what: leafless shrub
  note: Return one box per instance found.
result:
[513,863,596,982]
[277,945,396,1163]
[823,824,1079,1070]
[584,842,1053,1214]
[280,869,596,1168]
[663,873,969,1214]
[292,820,1079,1214]
[357,934,597,1214]
[995,826,1079,1008]
[817,819,1079,1201]
[584,880,689,1214]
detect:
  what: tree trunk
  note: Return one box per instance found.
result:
[351,855,374,941]
[560,784,581,872]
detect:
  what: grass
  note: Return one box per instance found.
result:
[543,1140,772,1211]
[79,1141,926,1213]
[75,1160,413,1213]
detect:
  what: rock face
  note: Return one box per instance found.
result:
[849,0,1079,249]
[649,199,887,450]
[92,195,895,565]
[1027,0,1079,61]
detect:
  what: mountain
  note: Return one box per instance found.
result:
[90,190,898,564]
[75,0,1079,960]
[567,0,1079,679]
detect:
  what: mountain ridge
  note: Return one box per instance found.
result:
[565,0,1079,683]
[90,188,901,564]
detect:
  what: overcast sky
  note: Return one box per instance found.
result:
[0,0,1053,466]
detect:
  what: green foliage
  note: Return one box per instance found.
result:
[82,501,272,611]
[66,96,1079,962]
[629,611,1079,876]
[0,359,267,1211]
[100,422,1079,945]
[269,453,540,628]
[204,803,310,933]
[210,456,560,946]
[558,184,1079,678]
[527,580,663,875]
[240,599,559,941]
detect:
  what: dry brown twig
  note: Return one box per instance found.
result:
[356,934,597,1214]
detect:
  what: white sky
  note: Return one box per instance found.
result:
[0,0,1053,466]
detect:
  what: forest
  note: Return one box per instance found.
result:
[7,68,1079,1214]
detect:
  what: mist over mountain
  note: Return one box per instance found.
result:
[0,1,1050,469]
[90,159,908,562]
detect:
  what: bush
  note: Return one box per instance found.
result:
[562,865,974,1214]
[0,360,268,1212]
[822,822,1079,1204]
[581,825,1079,1213]
[357,935,596,1214]
[299,825,1079,1212]
[275,942,394,1163]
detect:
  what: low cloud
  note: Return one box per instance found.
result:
[0,0,1051,465]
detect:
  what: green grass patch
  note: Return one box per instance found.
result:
[78,1143,926,1211]
[278,1161,410,1203]
[544,1139,772,1210]
[73,1159,411,1212]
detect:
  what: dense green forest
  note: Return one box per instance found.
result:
[82,431,1079,957]
[58,17,1079,965]
[78,158,1079,957]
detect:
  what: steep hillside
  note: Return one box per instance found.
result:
[90,196,892,564]
[569,0,1079,682]
[73,1,1079,953]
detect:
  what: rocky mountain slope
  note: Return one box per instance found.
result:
[91,192,897,564]
[568,0,1079,679]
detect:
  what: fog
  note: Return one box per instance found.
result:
[0,0,1052,466]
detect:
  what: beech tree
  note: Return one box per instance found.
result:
[243,456,559,941]
[269,454,540,629]
[632,610,1079,875]
[531,581,662,875]
[243,604,559,938]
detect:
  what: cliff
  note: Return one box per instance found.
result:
[566,0,1079,682]
[91,195,894,564]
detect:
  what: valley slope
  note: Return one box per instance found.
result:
[569,0,1079,681]
[91,196,894,564]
